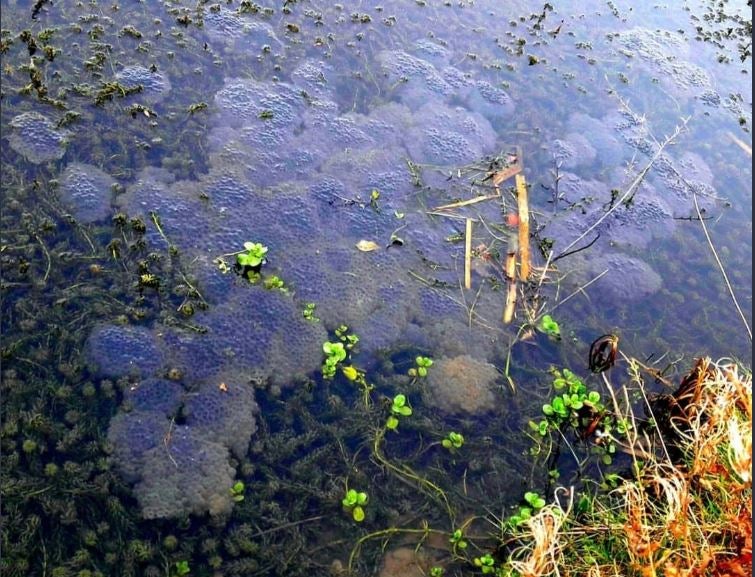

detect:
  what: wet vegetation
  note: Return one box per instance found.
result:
[1,1,751,576]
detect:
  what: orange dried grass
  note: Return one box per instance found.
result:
[501,358,751,577]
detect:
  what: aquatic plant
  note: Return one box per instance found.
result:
[174,560,190,576]
[527,366,627,465]
[369,188,381,212]
[537,314,561,339]
[263,275,287,292]
[320,325,362,379]
[321,341,347,380]
[386,394,412,430]
[230,480,245,503]
[541,368,602,429]
[441,431,464,451]
[302,302,319,322]
[473,552,498,574]
[334,324,359,351]
[506,491,548,530]
[449,528,468,552]
[408,355,433,378]
[236,242,268,270]
[341,364,374,409]
[341,365,358,381]
[341,488,368,522]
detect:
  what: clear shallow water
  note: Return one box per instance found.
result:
[1,1,751,575]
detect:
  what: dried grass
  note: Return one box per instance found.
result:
[501,358,752,577]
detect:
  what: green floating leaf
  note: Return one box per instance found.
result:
[391,394,412,416]
[237,242,268,268]
[538,314,561,337]
[342,489,357,507]
[524,491,546,509]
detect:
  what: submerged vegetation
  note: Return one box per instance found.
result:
[0,0,751,576]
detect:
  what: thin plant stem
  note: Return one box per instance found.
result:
[692,192,752,341]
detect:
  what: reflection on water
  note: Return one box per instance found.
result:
[1,0,751,575]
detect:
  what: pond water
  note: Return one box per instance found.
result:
[1,1,751,576]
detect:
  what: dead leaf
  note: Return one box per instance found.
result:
[356,240,380,252]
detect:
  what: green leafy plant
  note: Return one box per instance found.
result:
[322,341,347,379]
[442,431,465,451]
[508,505,533,529]
[263,275,287,292]
[341,488,368,522]
[473,553,497,574]
[302,302,319,322]
[528,418,551,437]
[341,364,374,409]
[449,528,468,552]
[174,560,190,576]
[529,366,629,468]
[505,492,547,530]
[386,394,412,430]
[541,368,603,429]
[524,491,546,509]
[335,324,359,350]
[370,188,381,212]
[236,241,268,269]
[230,481,245,502]
[408,355,433,378]
[537,314,561,339]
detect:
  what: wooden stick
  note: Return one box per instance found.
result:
[515,173,530,281]
[504,251,517,281]
[492,163,522,186]
[432,193,500,211]
[503,280,517,324]
[464,218,473,290]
